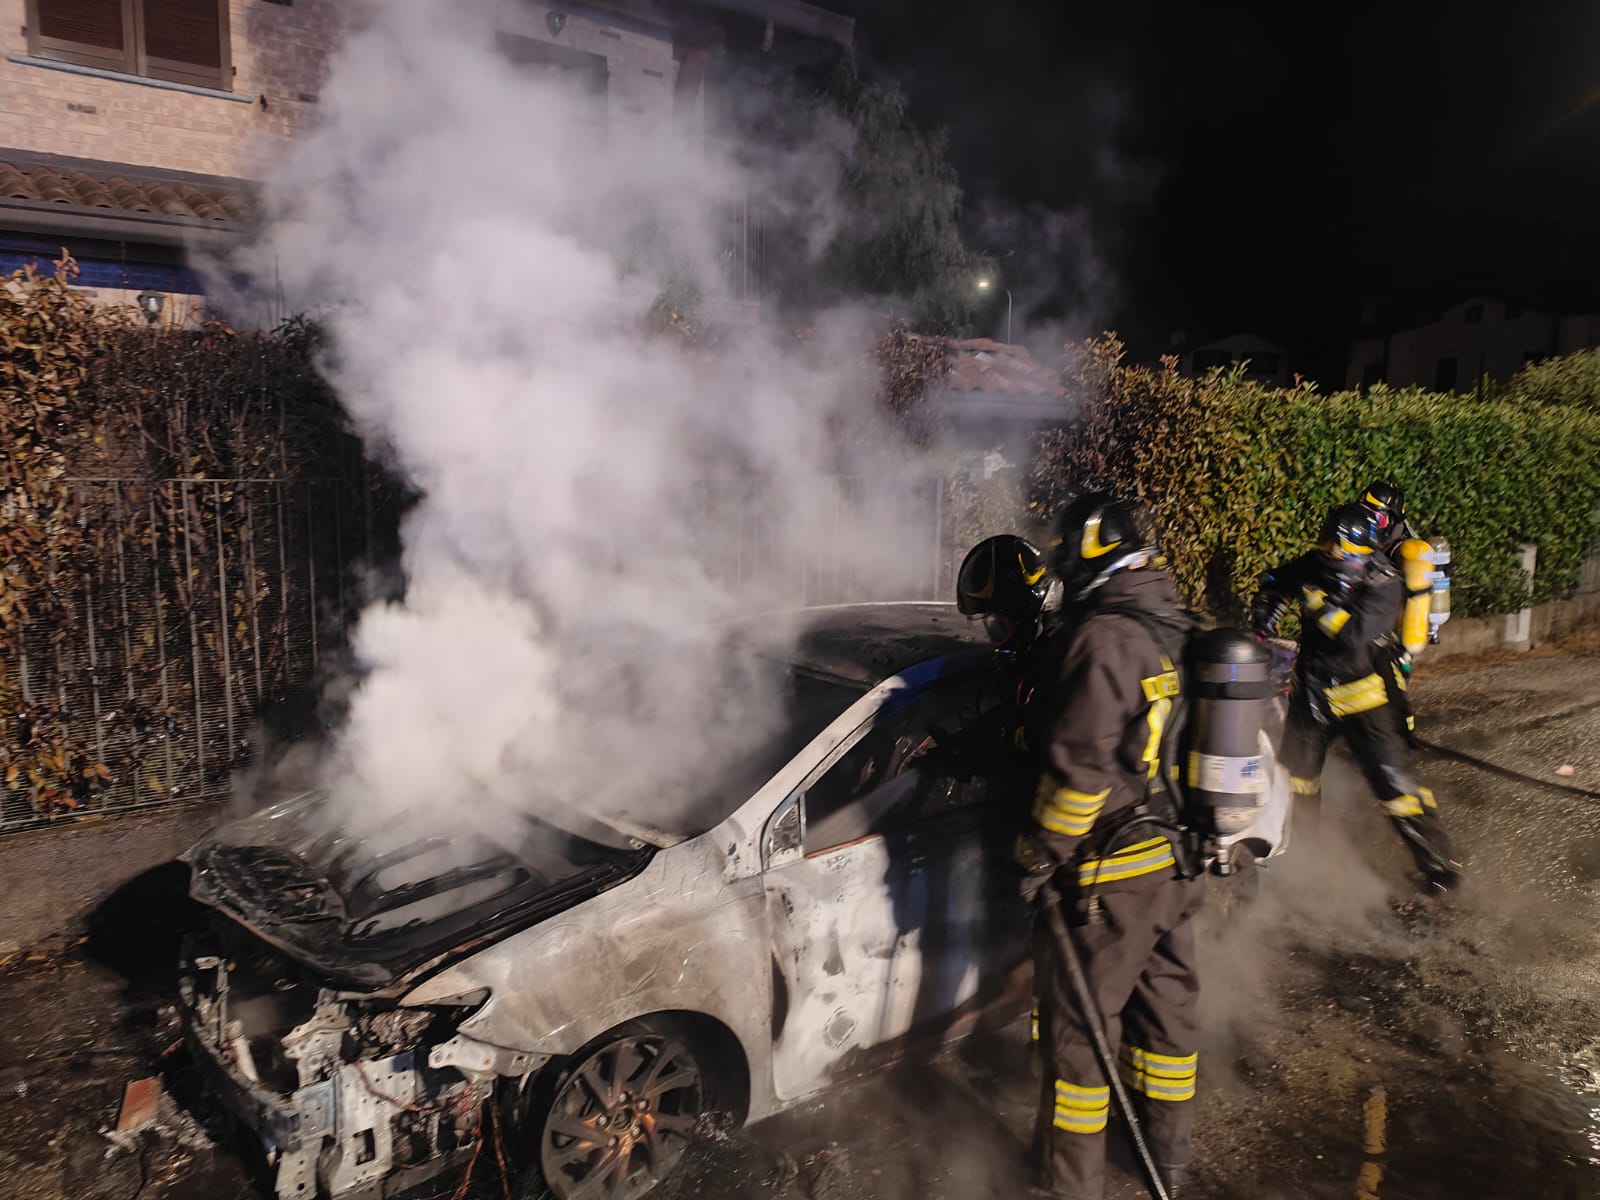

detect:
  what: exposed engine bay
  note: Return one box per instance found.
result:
[179,915,530,1199]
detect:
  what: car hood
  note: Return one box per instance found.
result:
[184,792,652,991]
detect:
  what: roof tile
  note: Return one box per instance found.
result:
[0,159,247,224]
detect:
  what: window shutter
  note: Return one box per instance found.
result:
[30,0,133,72]
[36,0,125,50]
[141,0,220,67]
[138,0,230,89]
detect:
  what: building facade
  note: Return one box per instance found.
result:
[1,0,849,320]
[1347,298,1600,392]
[1178,332,1293,387]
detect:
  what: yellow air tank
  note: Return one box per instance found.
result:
[1396,538,1435,655]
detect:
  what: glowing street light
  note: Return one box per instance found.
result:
[977,277,1012,344]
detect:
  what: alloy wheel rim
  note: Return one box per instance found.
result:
[540,1034,703,1200]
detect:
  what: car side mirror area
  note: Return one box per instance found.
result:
[765,795,804,868]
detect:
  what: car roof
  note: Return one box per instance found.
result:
[749,601,989,688]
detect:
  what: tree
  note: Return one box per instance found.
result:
[717,56,990,334]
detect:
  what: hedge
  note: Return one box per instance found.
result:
[1496,347,1600,413]
[1029,338,1600,621]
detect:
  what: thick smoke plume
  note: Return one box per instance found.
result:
[241,1,943,842]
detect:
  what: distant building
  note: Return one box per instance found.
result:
[1347,298,1600,392]
[926,337,1075,459]
[0,0,850,323]
[1178,333,1293,387]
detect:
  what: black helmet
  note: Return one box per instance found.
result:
[957,535,1049,649]
[1045,492,1155,603]
[1319,502,1379,579]
[1360,479,1405,546]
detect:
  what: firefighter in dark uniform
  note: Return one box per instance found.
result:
[1016,493,1201,1200]
[1356,480,1423,745]
[953,534,1061,1049]
[1251,503,1463,892]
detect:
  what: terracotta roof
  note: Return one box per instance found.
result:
[938,337,1065,398]
[0,158,248,225]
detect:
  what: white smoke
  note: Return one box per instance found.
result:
[238,1,946,841]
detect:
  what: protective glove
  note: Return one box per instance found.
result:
[1014,832,1061,906]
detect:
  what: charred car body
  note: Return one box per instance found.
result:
[180,603,1291,1199]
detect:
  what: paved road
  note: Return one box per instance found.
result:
[3,637,1599,1200]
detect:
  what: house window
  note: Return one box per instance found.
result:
[1464,303,1484,325]
[1191,349,1232,372]
[1242,352,1282,380]
[1361,363,1384,389]
[1435,356,1459,390]
[28,0,232,91]
[496,30,609,100]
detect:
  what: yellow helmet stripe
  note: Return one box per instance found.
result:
[1081,514,1121,559]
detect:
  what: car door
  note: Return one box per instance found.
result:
[760,669,1026,1102]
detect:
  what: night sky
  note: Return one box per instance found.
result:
[837,0,1600,381]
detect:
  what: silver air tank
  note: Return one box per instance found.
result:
[1185,629,1270,868]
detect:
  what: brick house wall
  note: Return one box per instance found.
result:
[2,1,690,181]
[0,0,343,179]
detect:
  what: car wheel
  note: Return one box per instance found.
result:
[536,1022,706,1200]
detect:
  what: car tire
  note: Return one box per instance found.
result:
[509,1018,710,1200]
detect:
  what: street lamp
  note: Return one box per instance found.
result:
[976,277,1012,344]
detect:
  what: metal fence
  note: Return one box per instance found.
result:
[1,473,958,837]
[1,477,379,835]
[1579,541,1600,595]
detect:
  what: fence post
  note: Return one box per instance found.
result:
[1505,542,1537,650]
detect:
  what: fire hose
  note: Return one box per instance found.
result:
[1266,638,1600,802]
[1037,879,1172,1200]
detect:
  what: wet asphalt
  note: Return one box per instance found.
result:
[2,635,1599,1200]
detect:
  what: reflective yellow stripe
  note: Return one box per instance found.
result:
[1054,1079,1110,1104]
[1030,1004,1040,1043]
[1034,780,1109,837]
[1318,607,1351,636]
[1302,586,1327,612]
[1077,836,1176,886]
[1392,665,1408,692]
[1054,1106,1109,1133]
[1053,1079,1110,1133]
[1421,787,1437,810]
[1290,776,1321,796]
[1119,1047,1197,1102]
[1326,673,1388,717]
[1383,795,1425,817]
[1119,1070,1197,1102]
[1141,696,1172,780]
[1123,1046,1197,1070]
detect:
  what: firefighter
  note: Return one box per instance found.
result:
[1359,479,1416,554]
[1251,503,1463,893]
[952,534,1062,1049]
[1017,493,1201,1200]
[956,533,1055,654]
[1356,480,1423,745]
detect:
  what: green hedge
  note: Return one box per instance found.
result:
[1496,347,1600,413]
[1030,339,1600,620]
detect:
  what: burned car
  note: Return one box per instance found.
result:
[179,603,1288,1200]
